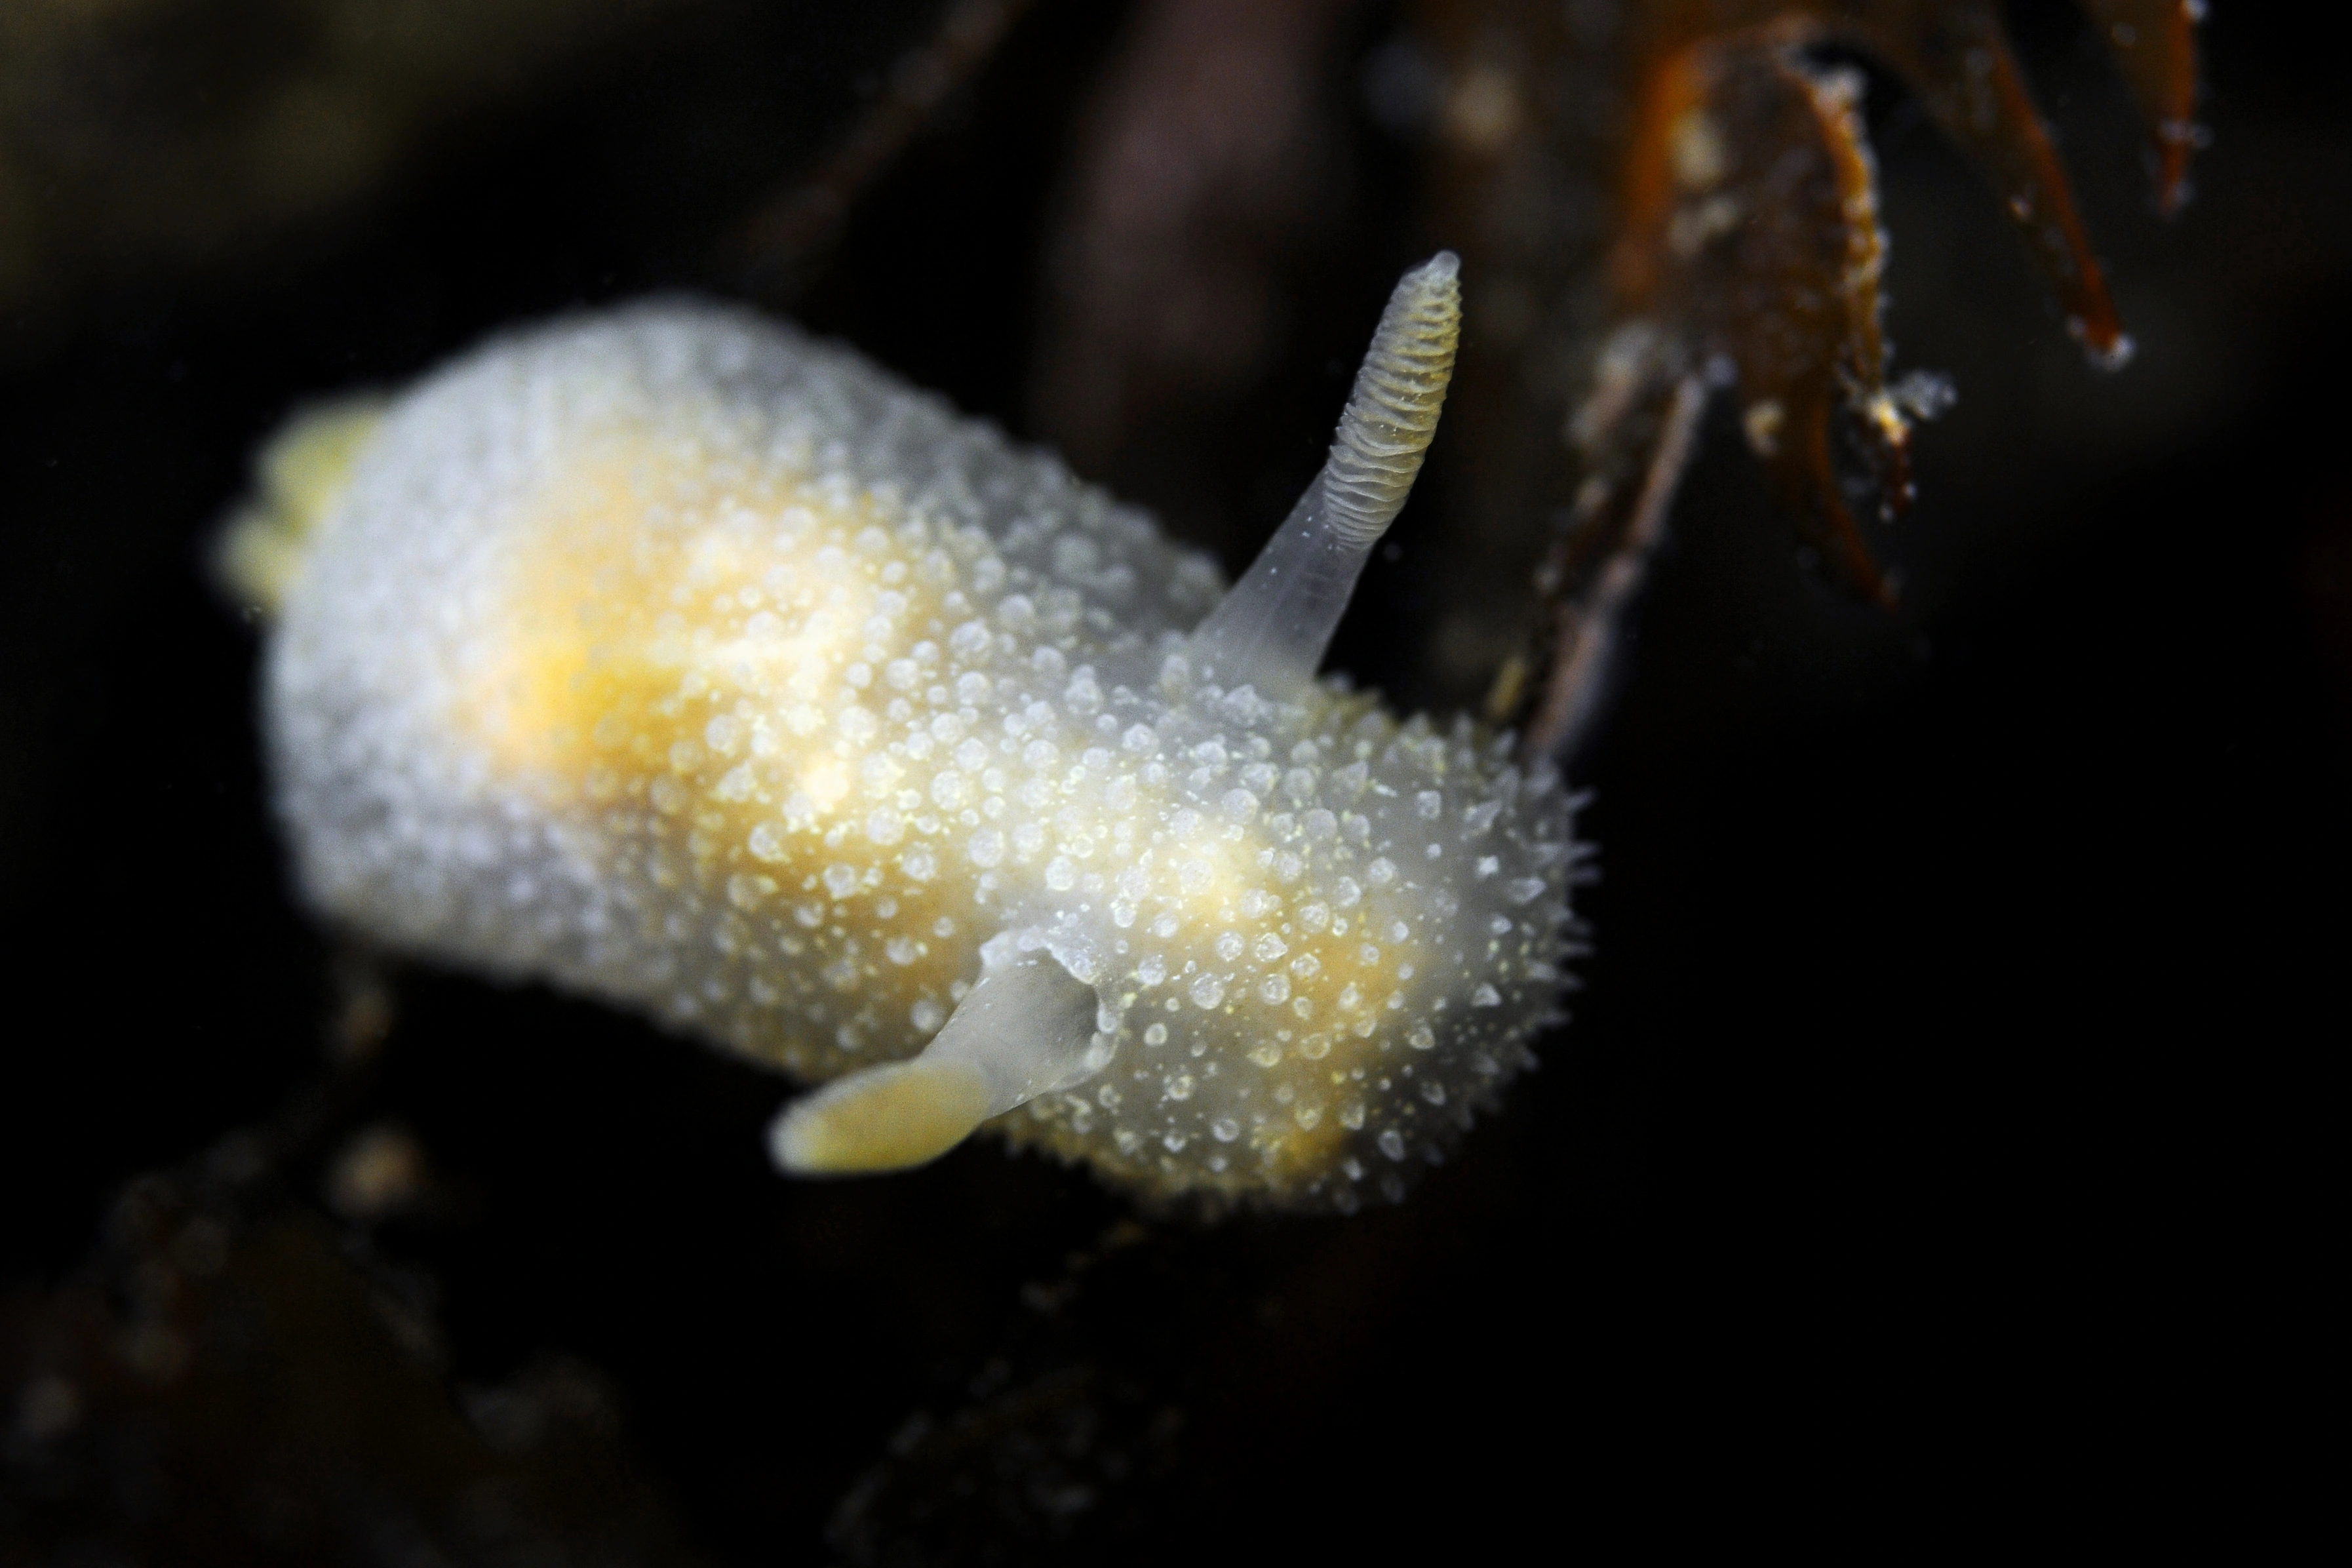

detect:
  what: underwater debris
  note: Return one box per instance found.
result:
[1413,0,2203,744]
[1011,1,2199,745]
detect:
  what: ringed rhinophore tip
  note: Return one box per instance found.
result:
[1317,250,1462,547]
[1186,251,1461,698]
[769,949,1107,1175]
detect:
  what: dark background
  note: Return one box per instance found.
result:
[2,0,2340,1557]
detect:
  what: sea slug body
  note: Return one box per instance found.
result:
[229,256,1582,1211]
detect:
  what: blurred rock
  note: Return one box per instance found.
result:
[1,1157,708,1565]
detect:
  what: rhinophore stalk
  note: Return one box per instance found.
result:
[1185,252,1461,699]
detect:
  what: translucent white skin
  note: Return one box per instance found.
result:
[262,290,1580,1211]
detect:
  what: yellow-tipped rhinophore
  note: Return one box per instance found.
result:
[1184,254,1460,698]
[770,1059,992,1175]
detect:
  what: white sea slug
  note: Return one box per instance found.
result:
[224,255,1582,1211]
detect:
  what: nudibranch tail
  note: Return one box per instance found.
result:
[1185,252,1461,698]
[770,949,1105,1175]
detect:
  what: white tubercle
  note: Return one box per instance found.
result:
[1185,252,1461,699]
[772,943,1107,1174]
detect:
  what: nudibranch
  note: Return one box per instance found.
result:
[224,254,1582,1210]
